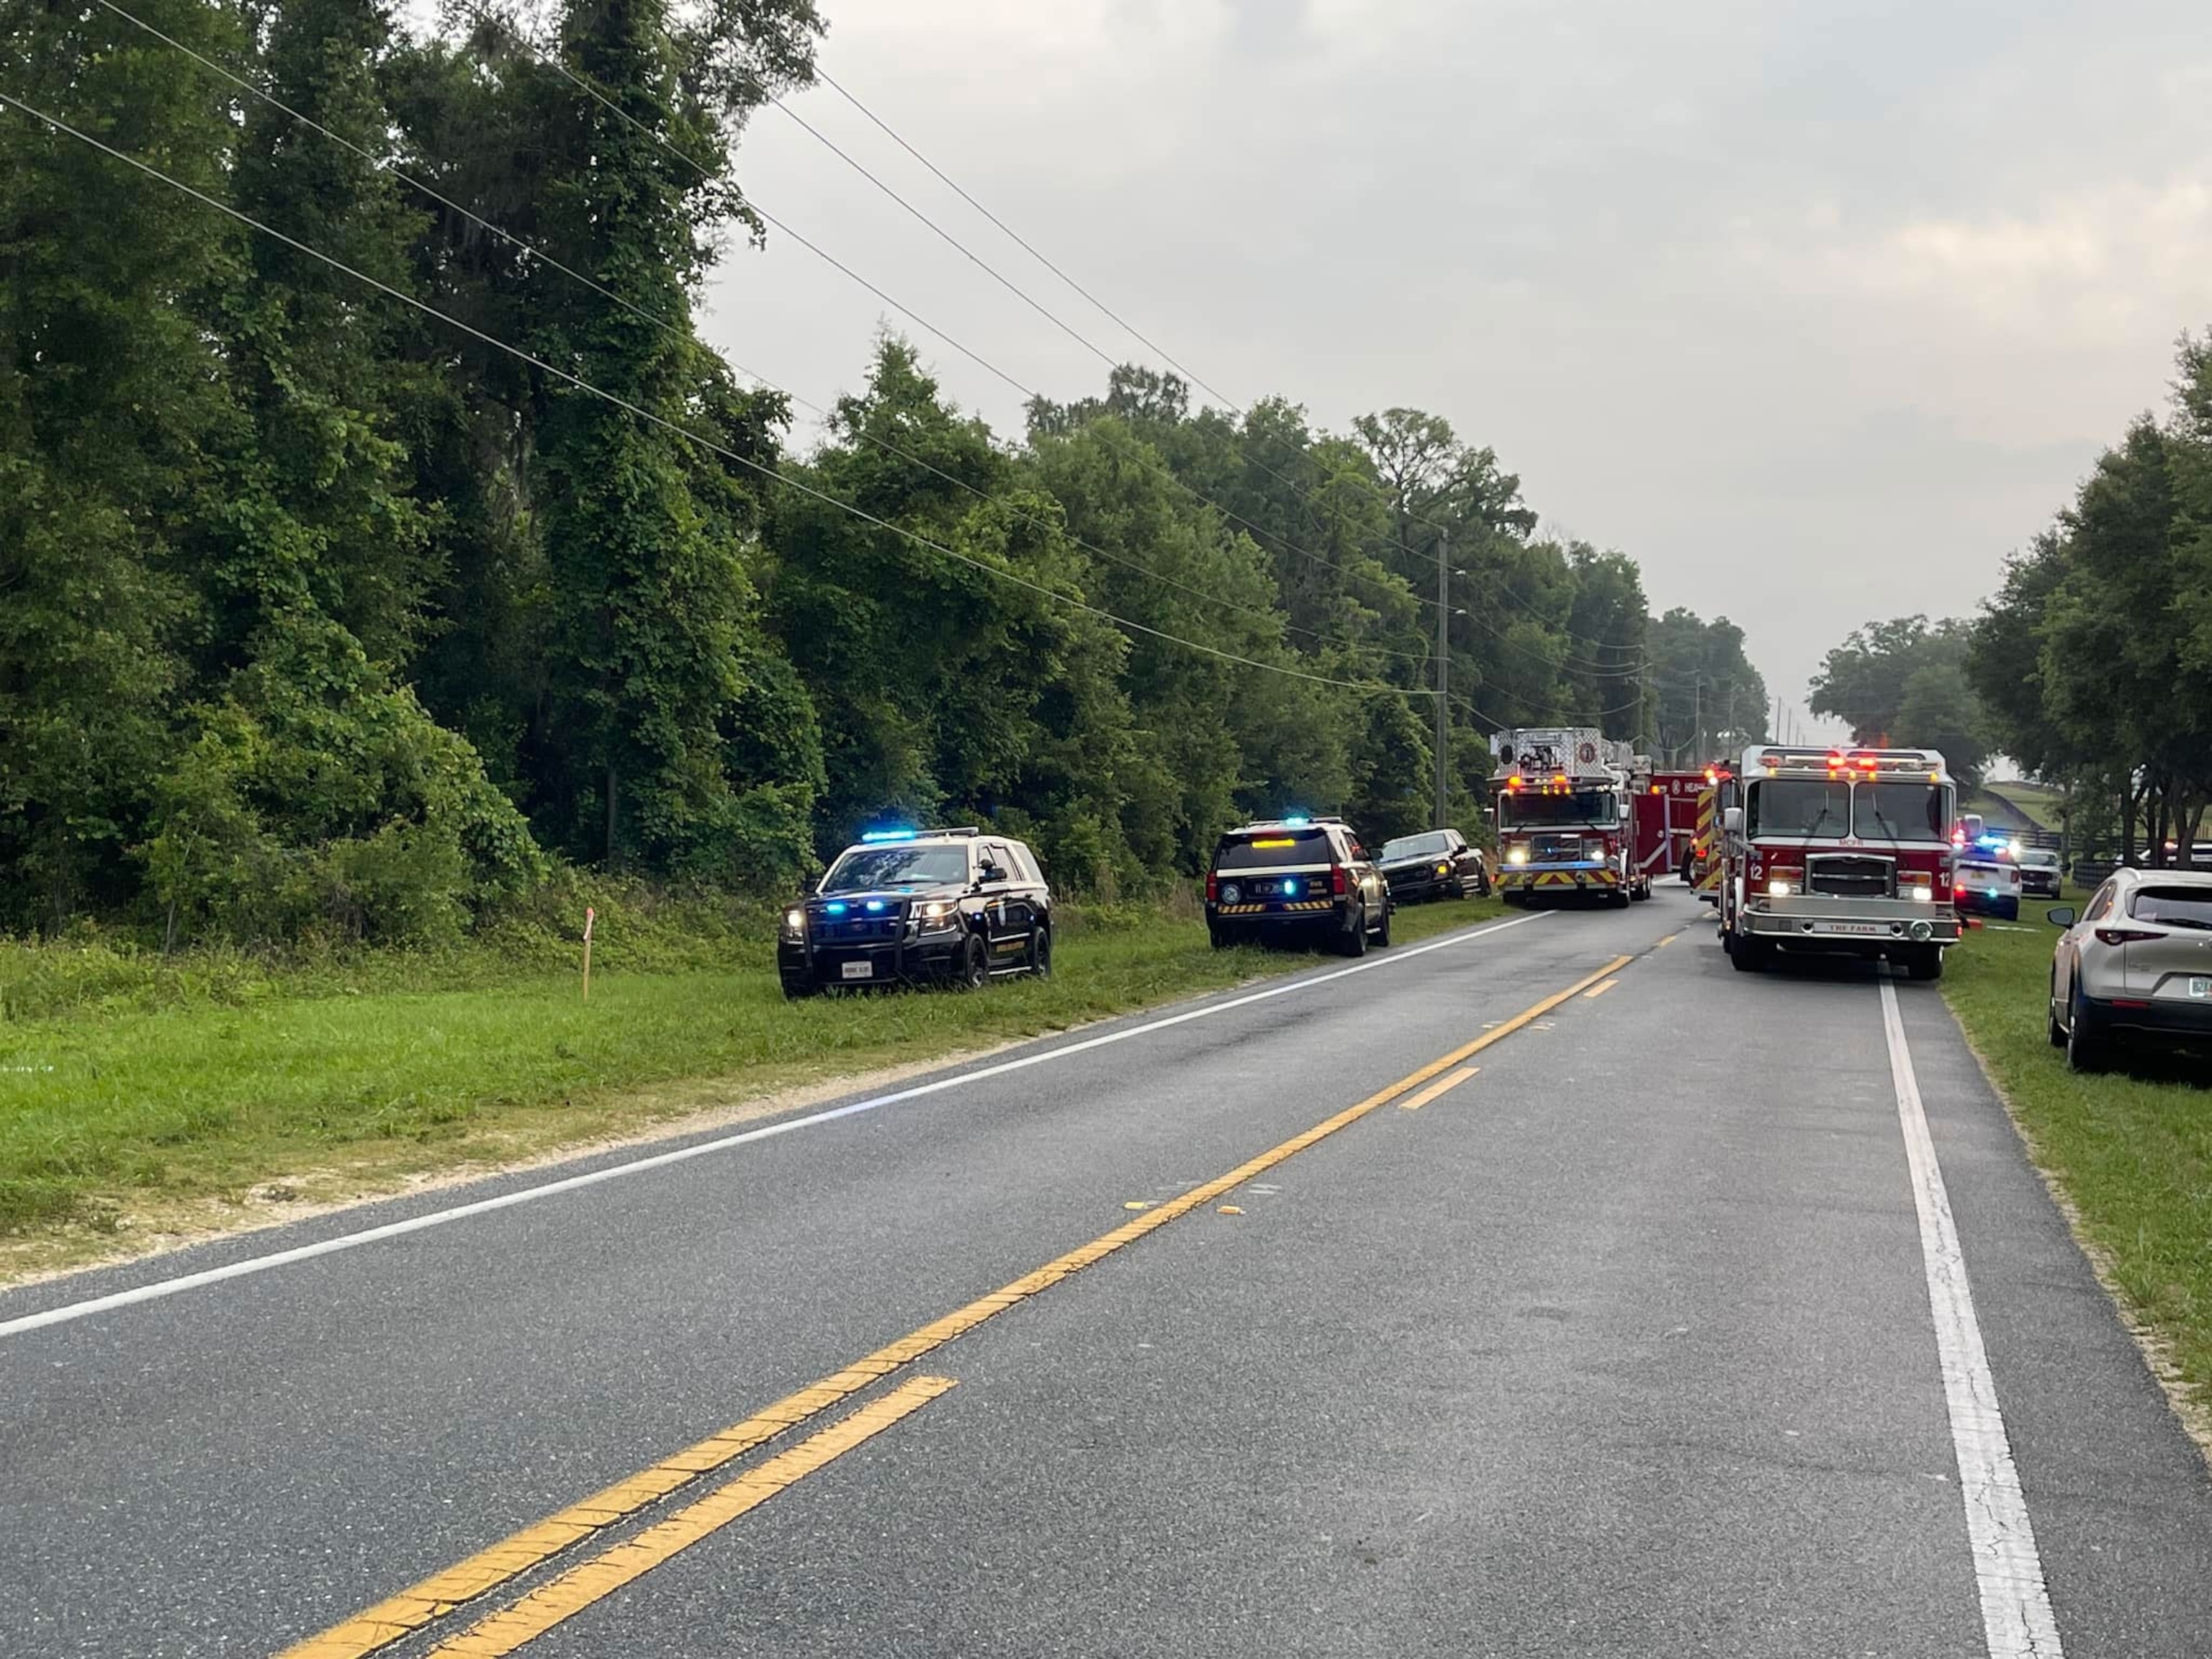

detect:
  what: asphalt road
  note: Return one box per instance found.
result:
[4,889,2208,1657]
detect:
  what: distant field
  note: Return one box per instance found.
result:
[1981,779,2064,831]
[1945,897,2212,1421]
[0,893,1506,1280]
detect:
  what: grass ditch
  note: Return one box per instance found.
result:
[1943,897,2212,1432]
[0,892,1509,1282]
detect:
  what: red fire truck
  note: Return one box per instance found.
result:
[1491,727,1650,906]
[1713,745,1962,979]
[1636,770,1713,886]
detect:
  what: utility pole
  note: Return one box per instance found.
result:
[1434,529,1450,830]
[1692,677,1703,763]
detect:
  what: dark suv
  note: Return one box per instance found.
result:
[779,827,1053,998]
[1205,817,1393,955]
[1376,827,1490,902]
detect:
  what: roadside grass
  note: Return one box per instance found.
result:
[0,893,1506,1280]
[1944,898,2212,1421]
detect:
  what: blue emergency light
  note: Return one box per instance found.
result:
[824,902,849,916]
[865,900,886,913]
[860,827,918,843]
[1283,814,1311,827]
[1282,879,1301,896]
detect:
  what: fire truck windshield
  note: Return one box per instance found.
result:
[1852,782,1948,842]
[1748,779,1850,839]
[1498,789,1618,829]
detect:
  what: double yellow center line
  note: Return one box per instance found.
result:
[284,950,1636,1659]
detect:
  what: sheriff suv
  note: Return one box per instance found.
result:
[779,827,1053,998]
[1205,817,1393,956]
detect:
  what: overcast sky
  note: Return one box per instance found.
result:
[698,0,2211,735]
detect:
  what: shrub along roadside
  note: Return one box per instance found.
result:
[1943,901,2212,1424]
[0,894,1506,1281]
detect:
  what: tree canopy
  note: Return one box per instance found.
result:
[1809,616,1990,786]
[0,0,1773,940]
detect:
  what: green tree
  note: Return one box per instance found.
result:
[1645,609,1768,765]
[773,340,1137,885]
[488,0,822,876]
[0,0,243,930]
[1810,616,1987,783]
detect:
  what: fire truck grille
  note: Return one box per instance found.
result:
[1531,833,1585,862]
[1806,855,1894,899]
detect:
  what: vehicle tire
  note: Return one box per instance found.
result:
[1208,922,1233,950]
[955,931,991,991]
[1372,900,1392,948]
[1339,905,1368,957]
[1608,886,1632,909]
[780,975,818,1001]
[1027,925,1053,979]
[1997,899,2020,922]
[1730,935,1769,972]
[1475,869,1492,898]
[2048,979,2067,1048]
[2066,989,2108,1073]
[1905,947,1944,981]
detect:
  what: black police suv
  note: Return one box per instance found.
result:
[1205,817,1393,955]
[779,827,1053,998]
[1376,827,1490,903]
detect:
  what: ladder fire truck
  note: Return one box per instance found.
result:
[1713,745,1962,979]
[1491,728,1650,907]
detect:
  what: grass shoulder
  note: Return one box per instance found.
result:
[1942,896,2212,1435]
[0,891,1506,1285]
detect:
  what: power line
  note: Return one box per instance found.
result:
[535,30,1640,680]
[0,86,1435,708]
[809,68,1244,412]
[86,0,1439,671]
[791,69,1646,674]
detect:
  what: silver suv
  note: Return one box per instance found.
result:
[2048,868,2212,1071]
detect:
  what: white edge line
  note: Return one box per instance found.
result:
[0,912,1542,1340]
[1880,979,2064,1658]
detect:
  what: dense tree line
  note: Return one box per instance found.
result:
[1962,333,2212,863]
[1,0,1764,943]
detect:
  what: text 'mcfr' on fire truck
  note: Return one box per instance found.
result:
[1714,745,1961,980]
[1491,727,1651,907]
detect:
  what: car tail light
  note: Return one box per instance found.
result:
[1205,871,1218,903]
[2094,927,2160,946]
[1331,865,1348,897]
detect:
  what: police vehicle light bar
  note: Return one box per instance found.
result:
[859,824,981,843]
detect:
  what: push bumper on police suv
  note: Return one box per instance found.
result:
[778,893,971,992]
[1740,893,1961,950]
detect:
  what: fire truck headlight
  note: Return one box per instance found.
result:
[1506,847,1529,866]
[1767,878,1794,898]
[1910,885,1933,904]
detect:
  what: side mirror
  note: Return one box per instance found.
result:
[2046,907,2076,928]
[1722,806,1744,835]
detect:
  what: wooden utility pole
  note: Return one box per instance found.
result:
[1435,529,1450,830]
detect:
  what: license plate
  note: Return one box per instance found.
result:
[840,961,874,981]
[1820,922,1884,936]
[2192,978,2210,1000]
